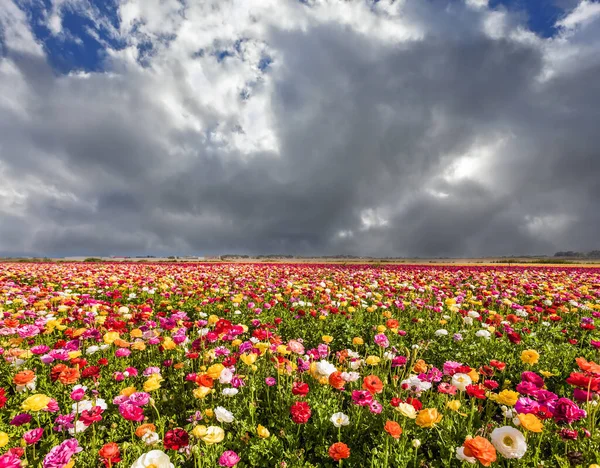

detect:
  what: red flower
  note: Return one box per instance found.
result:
[390,397,401,407]
[329,442,350,461]
[99,442,121,467]
[82,366,101,379]
[0,388,7,409]
[507,332,522,344]
[405,397,423,411]
[98,358,109,366]
[566,373,600,391]
[489,360,506,371]
[292,382,310,397]
[466,384,486,400]
[164,428,190,451]
[290,401,312,424]
[80,406,104,426]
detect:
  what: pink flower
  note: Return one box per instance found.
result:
[115,348,131,358]
[23,428,44,445]
[288,340,305,354]
[351,390,373,407]
[443,361,463,376]
[118,403,144,422]
[31,345,50,355]
[128,392,151,406]
[369,400,383,414]
[374,333,389,348]
[515,397,539,414]
[43,439,82,468]
[70,388,85,402]
[0,453,22,468]
[265,377,276,386]
[218,450,240,467]
[521,371,544,388]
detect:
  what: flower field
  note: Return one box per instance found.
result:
[1,263,600,467]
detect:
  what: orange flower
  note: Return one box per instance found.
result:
[135,423,157,438]
[384,420,402,439]
[50,364,68,382]
[58,367,80,385]
[113,339,131,348]
[576,357,600,375]
[13,370,36,386]
[196,374,214,388]
[362,375,384,395]
[413,359,427,374]
[463,437,497,467]
[329,442,350,461]
[329,372,345,390]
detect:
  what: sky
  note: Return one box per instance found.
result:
[1,0,599,258]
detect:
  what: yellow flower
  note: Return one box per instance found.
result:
[518,413,543,433]
[376,325,386,333]
[257,425,270,438]
[446,400,461,412]
[415,408,443,428]
[540,370,555,378]
[255,343,269,354]
[365,356,381,366]
[201,426,225,445]
[68,351,82,359]
[521,349,540,365]
[103,331,120,345]
[193,387,212,399]
[131,341,146,351]
[64,460,75,468]
[130,329,143,338]
[208,315,219,326]
[276,345,290,355]
[162,337,176,351]
[347,306,356,313]
[322,335,334,344]
[589,465,600,468]
[120,386,137,397]
[490,390,519,406]
[439,319,448,325]
[22,394,51,412]
[204,409,214,419]
[467,369,480,383]
[395,403,417,419]
[143,374,163,392]
[192,425,208,438]
[240,353,257,366]
[206,364,225,379]
[352,337,364,346]
[231,339,242,348]
[0,432,9,448]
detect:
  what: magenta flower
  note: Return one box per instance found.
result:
[128,392,151,406]
[351,390,373,407]
[374,333,389,348]
[218,450,241,467]
[118,403,144,422]
[23,428,44,445]
[515,397,539,414]
[70,388,85,402]
[43,438,82,468]
[0,453,21,468]
[553,398,586,424]
[265,377,276,386]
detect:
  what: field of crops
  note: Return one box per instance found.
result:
[0,262,599,467]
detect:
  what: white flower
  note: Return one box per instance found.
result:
[330,412,350,427]
[412,439,421,449]
[435,329,448,336]
[219,368,234,384]
[456,447,476,464]
[490,426,527,459]
[475,330,491,339]
[467,311,480,319]
[515,310,529,317]
[463,317,474,326]
[451,373,472,392]
[118,306,130,314]
[131,450,174,468]
[73,398,106,413]
[349,360,363,370]
[314,360,337,378]
[214,406,235,423]
[68,420,88,435]
[142,431,161,446]
[341,372,360,382]
[85,346,99,355]
[401,375,432,393]
[222,388,239,397]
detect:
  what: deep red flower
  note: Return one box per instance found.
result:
[292,381,310,397]
[99,442,121,467]
[0,388,7,409]
[489,360,506,371]
[80,406,104,426]
[290,401,312,424]
[82,366,101,379]
[164,428,190,451]
[466,384,486,400]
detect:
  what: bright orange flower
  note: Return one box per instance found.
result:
[384,420,402,439]
[463,437,497,467]
[576,357,600,375]
[13,370,36,386]
[58,367,80,385]
[329,442,350,461]
[135,423,157,438]
[362,375,384,395]
[329,372,345,390]
[196,375,214,388]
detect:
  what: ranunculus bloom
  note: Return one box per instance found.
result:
[362,375,384,395]
[43,438,82,468]
[23,428,43,445]
[99,442,121,466]
[119,403,144,422]
[553,398,586,424]
[463,436,497,467]
[131,450,174,468]
[218,450,240,467]
[290,401,312,424]
[329,442,350,461]
[415,408,442,428]
[490,427,527,459]
[384,420,402,439]
[164,428,189,451]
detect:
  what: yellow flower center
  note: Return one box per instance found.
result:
[503,436,514,447]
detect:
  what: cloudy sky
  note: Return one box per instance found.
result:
[1,0,599,258]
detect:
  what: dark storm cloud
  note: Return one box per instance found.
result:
[0,0,599,257]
